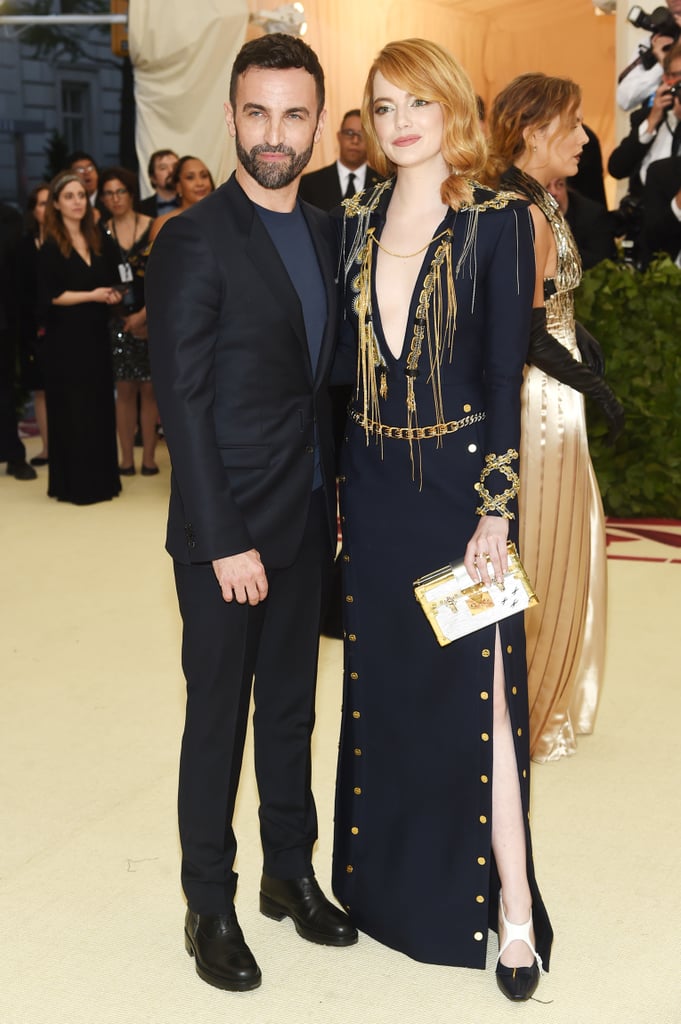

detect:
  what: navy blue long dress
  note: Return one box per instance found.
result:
[332,179,553,970]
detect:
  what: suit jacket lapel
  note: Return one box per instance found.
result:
[300,201,338,387]
[225,175,337,387]
[225,176,311,377]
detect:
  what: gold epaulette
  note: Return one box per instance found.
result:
[342,177,394,218]
[461,183,522,213]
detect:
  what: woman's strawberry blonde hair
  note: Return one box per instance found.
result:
[361,38,486,210]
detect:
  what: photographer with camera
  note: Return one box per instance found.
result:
[610,43,681,189]
[609,42,681,261]
[617,2,681,111]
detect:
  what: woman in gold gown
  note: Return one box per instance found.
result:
[485,75,623,761]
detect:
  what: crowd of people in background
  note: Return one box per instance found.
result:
[0,147,215,500]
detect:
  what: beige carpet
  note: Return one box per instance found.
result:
[2,436,679,1024]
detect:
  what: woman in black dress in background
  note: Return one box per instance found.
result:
[99,166,157,475]
[331,39,551,1001]
[40,173,122,505]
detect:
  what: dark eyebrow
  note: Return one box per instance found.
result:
[242,102,311,116]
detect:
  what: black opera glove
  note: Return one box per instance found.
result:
[574,320,605,377]
[528,307,625,444]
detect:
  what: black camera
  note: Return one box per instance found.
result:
[668,81,681,99]
[628,6,680,67]
[627,5,680,37]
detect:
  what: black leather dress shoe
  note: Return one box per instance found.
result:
[184,909,262,991]
[6,460,37,480]
[260,874,358,946]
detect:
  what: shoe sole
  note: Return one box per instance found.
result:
[184,931,262,991]
[259,893,358,946]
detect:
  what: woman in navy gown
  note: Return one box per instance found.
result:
[40,173,122,505]
[331,39,552,1001]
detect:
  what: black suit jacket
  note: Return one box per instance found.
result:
[608,105,663,195]
[642,156,681,261]
[139,193,180,218]
[564,189,617,269]
[298,163,383,212]
[145,174,338,568]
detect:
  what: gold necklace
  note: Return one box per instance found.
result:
[371,226,450,259]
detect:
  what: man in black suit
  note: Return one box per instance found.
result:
[298,108,382,210]
[0,202,37,481]
[642,155,681,262]
[146,33,356,994]
[139,148,180,218]
[547,177,617,269]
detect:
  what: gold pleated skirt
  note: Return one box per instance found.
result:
[519,353,607,762]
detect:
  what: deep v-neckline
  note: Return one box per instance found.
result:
[73,247,92,268]
[371,215,451,365]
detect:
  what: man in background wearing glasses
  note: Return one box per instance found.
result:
[298,108,382,211]
[66,151,109,219]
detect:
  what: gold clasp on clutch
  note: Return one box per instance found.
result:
[463,587,495,615]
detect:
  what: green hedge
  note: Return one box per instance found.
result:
[573,256,681,518]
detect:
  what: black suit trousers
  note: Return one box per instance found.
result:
[0,328,25,464]
[173,489,333,915]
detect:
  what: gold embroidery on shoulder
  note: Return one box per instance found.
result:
[460,183,520,213]
[474,449,519,519]
[343,178,393,218]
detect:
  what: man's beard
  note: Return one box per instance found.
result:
[236,136,314,190]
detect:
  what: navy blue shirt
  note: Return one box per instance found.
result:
[256,201,326,489]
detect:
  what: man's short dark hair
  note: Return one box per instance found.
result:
[341,109,361,126]
[663,41,681,72]
[66,150,98,170]
[229,33,325,115]
[147,148,178,183]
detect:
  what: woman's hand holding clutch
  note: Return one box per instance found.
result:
[464,517,509,586]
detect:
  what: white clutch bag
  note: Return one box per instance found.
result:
[413,542,538,647]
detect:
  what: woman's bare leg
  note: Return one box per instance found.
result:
[116,380,138,469]
[491,628,534,968]
[140,380,159,469]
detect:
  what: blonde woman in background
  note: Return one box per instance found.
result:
[485,74,623,762]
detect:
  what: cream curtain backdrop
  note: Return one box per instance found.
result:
[128,0,249,195]
[300,0,616,181]
[127,1,617,193]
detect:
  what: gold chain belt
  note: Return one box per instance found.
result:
[349,407,485,440]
